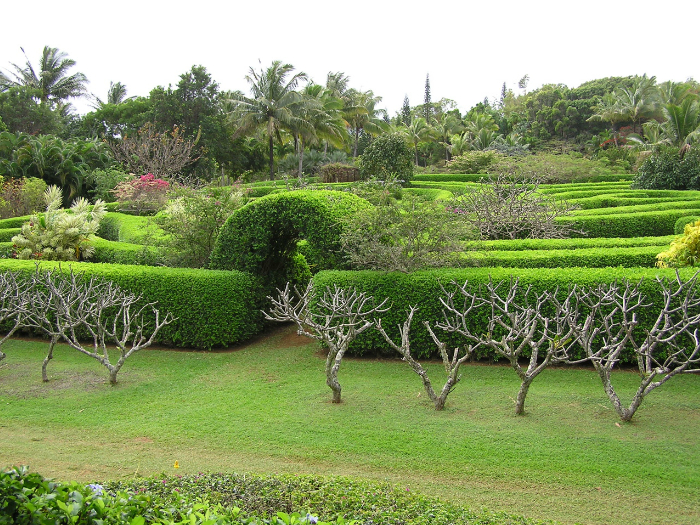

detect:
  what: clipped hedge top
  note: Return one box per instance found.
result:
[210,190,372,289]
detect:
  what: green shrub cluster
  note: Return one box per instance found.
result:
[446,151,496,173]
[358,133,414,183]
[633,147,700,190]
[312,267,697,360]
[210,190,371,293]
[0,260,262,349]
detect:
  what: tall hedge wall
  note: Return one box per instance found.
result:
[209,190,372,293]
[312,267,699,362]
[0,260,262,349]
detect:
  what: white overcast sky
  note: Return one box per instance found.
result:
[1,0,698,118]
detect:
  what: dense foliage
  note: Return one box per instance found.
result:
[357,133,414,183]
[633,147,700,190]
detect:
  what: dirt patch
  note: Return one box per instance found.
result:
[132,436,154,444]
[278,327,311,348]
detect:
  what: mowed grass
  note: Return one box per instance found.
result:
[1,326,699,525]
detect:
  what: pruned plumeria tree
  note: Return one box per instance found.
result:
[0,270,33,364]
[436,278,581,415]
[265,282,389,403]
[450,174,583,240]
[565,273,700,422]
[375,306,481,410]
[25,267,175,384]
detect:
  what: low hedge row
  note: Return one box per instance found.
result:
[571,199,700,217]
[561,208,700,237]
[466,235,675,252]
[412,173,485,182]
[401,188,453,201]
[0,260,263,349]
[0,227,19,242]
[568,196,686,210]
[463,245,663,268]
[674,215,700,234]
[0,215,30,228]
[91,237,164,266]
[311,267,698,361]
[98,212,169,245]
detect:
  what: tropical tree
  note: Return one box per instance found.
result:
[91,81,134,109]
[345,89,390,157]
[402,117,434,165]
[226,61,308,180]
[0,46,88,107]
[615,74,659,134]
[433,114,463,161]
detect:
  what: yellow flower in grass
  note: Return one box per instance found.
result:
[173,461,179,469]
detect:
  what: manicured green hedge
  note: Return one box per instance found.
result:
[674,215,700,234]
[0,227,19,242]
[401,188,453,201]
[312,267,698,361]
[210,190,372,293]
[0,260,262,349]
[561,209,700,238]
[413,173,486,182]
[571,199,700,217]
[91,237,164,266]
[463,245,663,268]
[466,235,675,252]
[97,212,169,245]
[0,215,30,228]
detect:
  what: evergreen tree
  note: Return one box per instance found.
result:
[424,74,431,122]
[401,95,411,126]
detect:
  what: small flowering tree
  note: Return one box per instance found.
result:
[11,185,106,261]
[112,173,170,215]
[265,282,389,403]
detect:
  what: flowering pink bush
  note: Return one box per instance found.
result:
[112,173,170,215]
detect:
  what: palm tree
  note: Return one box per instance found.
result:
[402,117,434,166]
[0,46,88,106]
[226,61,308,180]
[433,114,463,161]
[614,74,659,134]
[345,89,390,157]
[91,81,134,109]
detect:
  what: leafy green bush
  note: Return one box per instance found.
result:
[156,185,246,268]
[0,260,262,349]
[358,133,414,183]
[633,147,700,190]
[488,153,629,183]
[11,186,106,261]
[0,177,46,219]
[84,167,132,203]
[312,267,698,361]
[446,151,496,173]
[210,190,371,294]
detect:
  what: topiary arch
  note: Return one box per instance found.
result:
[209,190,371,291]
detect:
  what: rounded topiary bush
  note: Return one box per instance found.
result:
[209,190,372,292]
[358,132,414,183]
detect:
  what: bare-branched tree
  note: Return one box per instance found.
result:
[24,267,174,384]
[436,278,581,415]
[450,174,583,240]
[265,282,389,403]
[106,122,201,180]
[0,270,33,364]
[566,273,700,421]
[375,306,481,410]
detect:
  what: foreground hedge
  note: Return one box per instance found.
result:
[0,468,551,525]
[312,267,698,360]
[0,260,262,349]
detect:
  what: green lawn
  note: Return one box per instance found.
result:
[1,327,699,525]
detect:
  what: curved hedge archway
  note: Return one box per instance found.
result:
[209,190,371,289]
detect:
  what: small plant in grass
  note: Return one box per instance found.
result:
[11,185,106,261]
[376,306,480,410]
[564,273,700,422]
[0,270,32,363]
[22,266,175,384]
[436,278,580,415]
[265,282,389,403]
[656,219,700,268]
